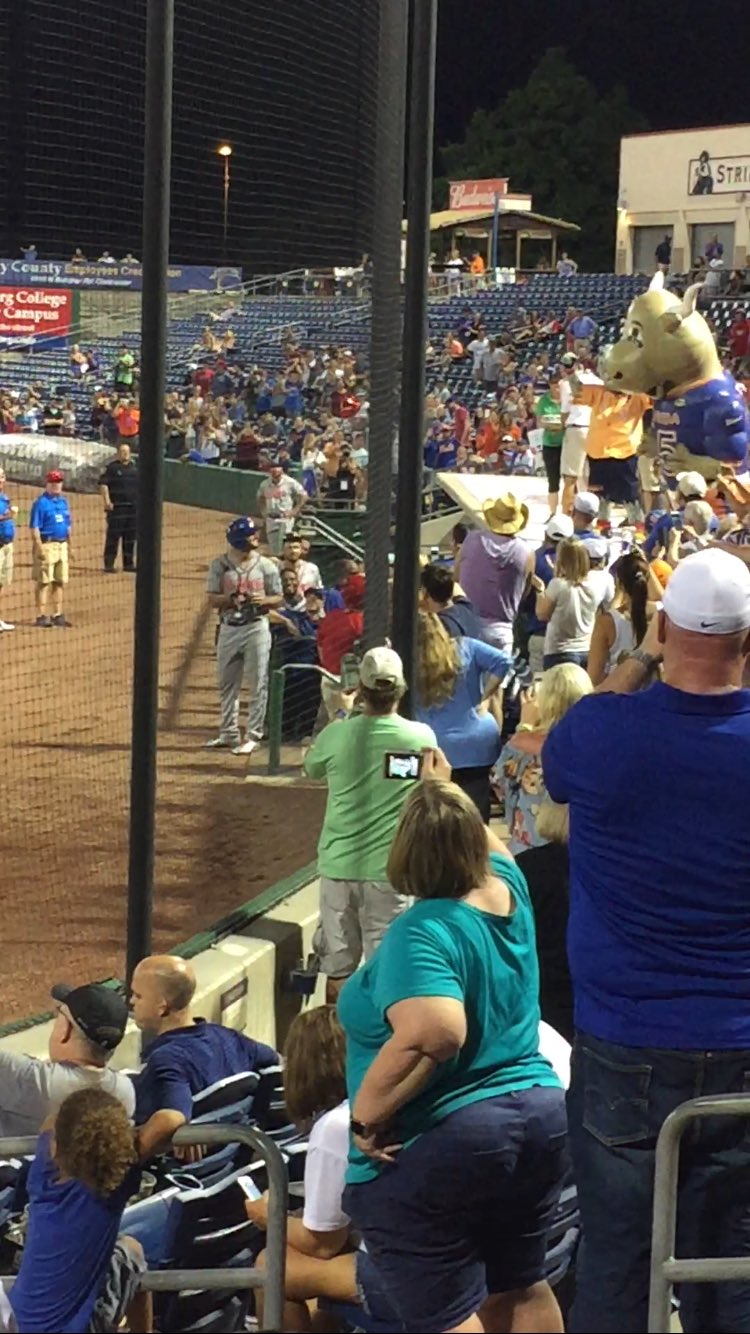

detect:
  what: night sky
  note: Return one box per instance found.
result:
[435,0,748,150]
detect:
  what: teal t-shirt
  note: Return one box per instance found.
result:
[303,714,437,881]
[339,853,560,1182]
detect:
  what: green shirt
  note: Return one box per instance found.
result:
[303,713,436,881]
[536,392,564,447]
[338,853,560,1182]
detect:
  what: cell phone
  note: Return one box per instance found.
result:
[237,1175,262,1202]
[383,751,423,780]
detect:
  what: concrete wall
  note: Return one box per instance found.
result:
[617,124,750,273]
[0,875,324,1067]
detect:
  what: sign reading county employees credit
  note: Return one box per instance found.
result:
[0,287,73,344]
[0,260,243,292]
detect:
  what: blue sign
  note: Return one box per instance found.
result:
[0,260,243,292]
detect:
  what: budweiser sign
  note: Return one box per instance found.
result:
[448,178,508,211]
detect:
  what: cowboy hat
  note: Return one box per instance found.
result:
[482,493,529,535]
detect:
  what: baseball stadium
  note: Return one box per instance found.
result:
[0,1,749,1330]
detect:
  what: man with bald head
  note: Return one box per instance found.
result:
[130,955,278,1158]
[542,549,750,1333]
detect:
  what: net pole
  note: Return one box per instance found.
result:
[362,0,408,648]
[126,0,174,983]
[391,0,437,711]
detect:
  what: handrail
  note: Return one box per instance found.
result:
[305,511,365,561]
[649,1093,750,1333]
[0,1121,288,1332]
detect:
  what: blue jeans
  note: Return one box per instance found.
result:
[543,650,588,670]
[568,1031,750,1333]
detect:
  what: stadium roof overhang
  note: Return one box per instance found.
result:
[403,208,580,235]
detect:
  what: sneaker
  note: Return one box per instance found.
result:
[0,620,14,631]
[232,738,259,756]
[35,616,52,628]
[204,736,236,749]
[52,615,72,628]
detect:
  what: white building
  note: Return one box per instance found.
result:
[616,123,750,274]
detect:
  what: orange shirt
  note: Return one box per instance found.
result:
[469,255,486,275]
[115,405,141,437]
[574,384,650,460]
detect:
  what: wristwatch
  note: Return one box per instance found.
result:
[350,1116,369,1137]
[628,647,662,673]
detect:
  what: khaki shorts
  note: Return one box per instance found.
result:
[0,543,13,588]
[33,541,69,587]
[637,452,661,494]
[320,675,343,719]
[560,425,589,481]
[314,877,410,978]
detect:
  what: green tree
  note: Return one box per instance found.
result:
[437,48,647,270]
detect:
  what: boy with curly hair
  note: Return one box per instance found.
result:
[9,1087,151,1333]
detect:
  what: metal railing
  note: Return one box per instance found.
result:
[0,1122,288,1332]
[267,662,338,774]
[649,1094,750,1333]
[304,511,365,561]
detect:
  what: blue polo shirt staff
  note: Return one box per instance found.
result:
[0,467,16,632]
[29,470,73,628]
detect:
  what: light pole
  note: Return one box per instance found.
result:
[217,143,232,261]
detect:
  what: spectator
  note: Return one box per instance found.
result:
[728,307,750,369]
[567,309,598,355]
[69,247,87,263]
[586,549,652,684]
[419,562,482,639]
[69,344,89,379]
[543,548,750,1333]
[9,1088,150,1334]
[113,397,140,448]
[303,647,437,999]
[0,982,133,1138]
[556,251,578,276]
[0,467,16,633]
[113,346,136,395]
[29,469,73,629]
[258,463,307,556]
[316,572,365,719]
[469,249,486,276]
[517,799,574,1041]
[340,772,566,1334]
[495,663,592,856]
[467,327,489,382]
[130,955,278,1157]
[457,494,534,651]
[21,242,37,261]
[480,338,503,391]
[97,249,117,264]
[571,489,601,544]
[414,612,511,820]
[655,233,672,272]
[523,514,575,675]
[559,359,595,513]
[99,440,138,574]
[536,378,565,514]
[281,532,322,593]
[531,537,610,669]
[705,232,724,262]
[642,470,711,559]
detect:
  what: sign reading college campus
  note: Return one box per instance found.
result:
[0,260,244,292]
[688,152,750,195]
[449,178,509,211]
[0,287,73,345]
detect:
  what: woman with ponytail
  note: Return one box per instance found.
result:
[587,550,654,685]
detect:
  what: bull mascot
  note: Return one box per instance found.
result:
[602,271,749,482]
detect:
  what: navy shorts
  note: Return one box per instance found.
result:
[343,1085,568,1333]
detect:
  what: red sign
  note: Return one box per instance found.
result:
[449,178,508,212]
[0,287,73,343]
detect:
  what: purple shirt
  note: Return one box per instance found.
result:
[459,529,530,627]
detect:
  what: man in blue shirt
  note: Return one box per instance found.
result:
[0,466,17,632]
[542,549,750,1334]
[568,310,597,351]
[642,469,714,559]
[29,469,73,628]
[130,954,278,1158]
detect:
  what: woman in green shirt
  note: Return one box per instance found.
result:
[339,766,566,1334]
[536,378,565,517]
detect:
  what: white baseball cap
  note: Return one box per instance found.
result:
[583,536,610,562]
[662,549,750,635]
[545,513,575,541]
[359,646,406,690]
[676,471,708,499]
[573,491,600,519]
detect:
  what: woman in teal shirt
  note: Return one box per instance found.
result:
[339,764,566,1334]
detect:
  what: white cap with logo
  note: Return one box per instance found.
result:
[662,549,750,635]
[545,513,574,541]
[359,646,406,690]
[573,491,600,519]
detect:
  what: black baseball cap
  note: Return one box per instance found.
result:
[51,983,128,1053]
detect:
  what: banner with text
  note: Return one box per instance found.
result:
[688,152,750,196]
[449,179,508,211]
[0,288,74,346]
[0,261,243,292]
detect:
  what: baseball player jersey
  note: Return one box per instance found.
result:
[651,376,749,468]
[207,552,281,626]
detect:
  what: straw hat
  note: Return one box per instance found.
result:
[482,493,529,536]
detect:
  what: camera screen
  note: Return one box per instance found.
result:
[384,752,422,780]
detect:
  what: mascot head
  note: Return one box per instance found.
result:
[601,272,721,397]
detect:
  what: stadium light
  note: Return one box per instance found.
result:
[216,145,233,259]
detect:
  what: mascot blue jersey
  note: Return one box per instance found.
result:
[652,374,749,470]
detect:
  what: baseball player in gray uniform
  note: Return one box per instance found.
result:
[206,517,283,755]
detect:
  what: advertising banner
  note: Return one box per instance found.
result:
[0,261,243,292]
[449,178,508,211]
[687,151,750,195]
[0,287,74,346]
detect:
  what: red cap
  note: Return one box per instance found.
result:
[342,573,365,610]
[46,469,64,483]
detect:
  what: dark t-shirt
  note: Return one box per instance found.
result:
[100,459,138,506]
[132,1019,278,1122]
[516,842,572,1042]
[438,596,482,640]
